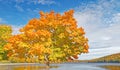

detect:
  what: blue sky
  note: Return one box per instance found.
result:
[0,0,97,25]
[0,0,120,60]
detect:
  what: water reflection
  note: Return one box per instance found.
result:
[0,65,59,70]
[0,63,120,70]
[101,65,120,70]
[13,66,47,70]
[13,66,58,70]
[13,66,46,70]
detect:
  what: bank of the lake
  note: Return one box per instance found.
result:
[0,63,120,70]
[101,65,120,70]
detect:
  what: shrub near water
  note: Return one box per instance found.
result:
[0,25,12,60]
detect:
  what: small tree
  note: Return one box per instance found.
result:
[0,24,12,60]
[4,10,89,66]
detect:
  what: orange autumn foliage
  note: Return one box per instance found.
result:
[4,10,89,63]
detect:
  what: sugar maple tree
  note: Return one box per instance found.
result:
[4,10,89,66]
[0,25,12,60]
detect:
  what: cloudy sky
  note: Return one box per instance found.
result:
[0,0,120,60]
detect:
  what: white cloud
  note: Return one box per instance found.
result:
[27,0,55,5]
[74,11,102,33]
[101,36,112,41]
[12,25,23,35]
[74,0,120,60]
[0,0,56,5]
[79,23,120,60]
[80,46,120,60]
[37,0,55,5]
[112,13,120,24]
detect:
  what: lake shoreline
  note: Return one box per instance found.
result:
[0,62,120,66]
[0,63,120,70]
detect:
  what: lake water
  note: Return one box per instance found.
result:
[0,63,120,70]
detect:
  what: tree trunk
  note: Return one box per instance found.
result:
[46,61,50,70]
[46,61,50,67]
[45,54,50,70]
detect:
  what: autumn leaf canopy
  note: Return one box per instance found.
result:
[4,10,89,63]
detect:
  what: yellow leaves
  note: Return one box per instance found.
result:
[26,57,31,63]
[36,30,51,37]
[66,9,74,16]
[78,27,85,34]
[4,10,89,63]
[1,34,10,40]
[45,48,52,54]
[63,45,69,48]
[4,43,12,51]
[18,42,29,48]
[40,11,45,17]
[25,29,52,40]
[9,57,26,63]
[70,26,76,30]
[76,51,80,54]
[56,13,61,19]
[69,27,85,38]
[65,27,72,33]
[40,37,45,41]
[70,31,78,36]
[63,10,74,19]
[25,24,34,30]
[8,35,22,43]
[83,49,88,53]
[46,11,55,20]
[84,43,89,49]
[19,58,26,62]
[62,53,66,57]
[30,44,45,55]
[58,33,65,39]
[44,42,52,47]
[28,19,37,25]
[38,55,44,60]
[7,52,12,57]
[83,43,89,53]
[56,59,61,63]
[20,19,36,32]
[26,31,36,38]
[49,57,57,62]
[0,25,12,39]
[48,22,53,26]
[67,49,72,54]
